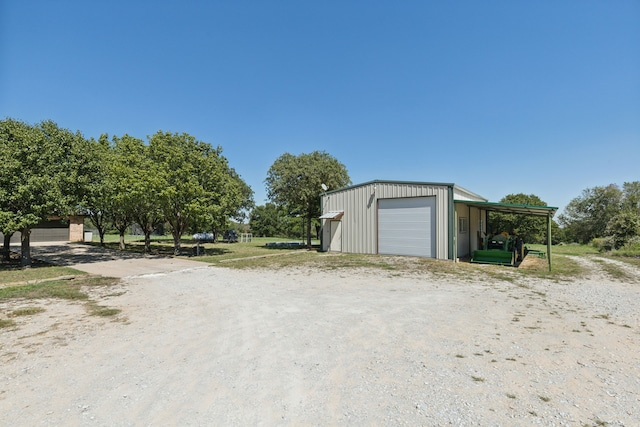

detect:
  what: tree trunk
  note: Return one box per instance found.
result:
[20,228,32,267]
[144,231,152,254]
[173,230,182,256]
[171,218,185,256]
[3,232,13,261]
[306,215,312,248]
[119,231,126,250]
[90,214,107,247]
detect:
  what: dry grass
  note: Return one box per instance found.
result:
[0,275,124,333]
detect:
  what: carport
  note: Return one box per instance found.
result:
[456,201,558,271]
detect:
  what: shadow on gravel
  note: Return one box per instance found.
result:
[28,244,161,267]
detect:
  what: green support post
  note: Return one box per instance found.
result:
[547,214,552,272]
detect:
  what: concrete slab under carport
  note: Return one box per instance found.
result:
[27,243,210,278]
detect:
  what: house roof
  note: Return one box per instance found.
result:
[455,200,558,217]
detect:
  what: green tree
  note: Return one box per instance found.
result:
[149,131,253,254]
[127,139,165,254]
[606,210,640,249]
[559,184,623,244]
[249,203,291,237]
[196,163,254,241]
[108,134,147,250]
[265,151,350,247]
[78,134,112,246]
[0,211,18,261]
[488,193,553,244]
[622,181,640,212]
[0,119,86,266]
[150,131,212,254]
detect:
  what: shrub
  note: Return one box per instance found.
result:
[606,211,640,249]
[592,237,614,252]
[619,236,640,254]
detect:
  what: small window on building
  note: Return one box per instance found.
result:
[458,217,468,234]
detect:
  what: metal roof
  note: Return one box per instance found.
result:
[324,179,485,199]
[455,200,558,217]
[319,211,344,219]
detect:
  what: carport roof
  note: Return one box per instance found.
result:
[455,200,558,217]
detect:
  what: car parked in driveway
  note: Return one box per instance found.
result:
[223,229,238,243]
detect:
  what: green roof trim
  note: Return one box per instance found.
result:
[454,200,558,217]
[324,179,457,195]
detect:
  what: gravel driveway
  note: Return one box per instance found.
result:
[1,253,639,426]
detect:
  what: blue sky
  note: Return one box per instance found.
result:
[1,1,638,216]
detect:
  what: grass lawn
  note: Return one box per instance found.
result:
[1,254,87,285]
[81,234,609,281]
[86,234,316,258]
[5,235,638,285]
[1,251,122,327]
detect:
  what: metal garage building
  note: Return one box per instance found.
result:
[320,180,489,260]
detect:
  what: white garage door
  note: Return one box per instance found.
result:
[378,197,436,258]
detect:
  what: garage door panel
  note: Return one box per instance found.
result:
[29,228,69,243]
[378,197,436,258]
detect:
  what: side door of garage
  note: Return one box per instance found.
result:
[329,220,342,252]
[378,196,436,258]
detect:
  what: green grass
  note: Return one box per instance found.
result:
[10,306,46,317]
[0,279,89,300]
[8,237,628,286]
[592,258,637,282]
[0,263,86,285]
[606,254,640,269]
[87,303,121,317]
[192,238,317,264]
[90,234,606,282]
[0,318,16,329]
[527,243,599,256]
[88,234,318,259]
[0,276,122,320]
[179,238,618,283]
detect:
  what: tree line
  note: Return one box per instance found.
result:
[558,182,640,249]
[488,182,640,250]
[4,116,634,265]
[1,118,253,265]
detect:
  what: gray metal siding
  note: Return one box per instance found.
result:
[321,182,450,259]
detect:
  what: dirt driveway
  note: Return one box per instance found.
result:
[1,250,639,426]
